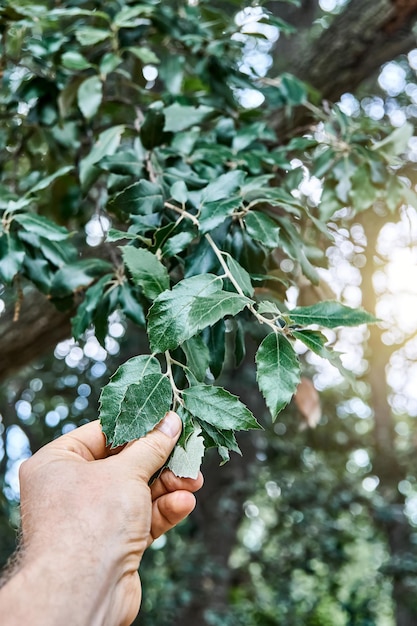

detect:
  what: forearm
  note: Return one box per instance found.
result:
[0,550,121,626]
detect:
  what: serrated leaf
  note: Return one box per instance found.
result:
[182,335,210,382]
[292,329,355,383]
[201,170,245,204]
[99,355,162,443]
[289,301,376,328]
[199,196,241,234]
[256,332,301,419]
[167,425,205,479]
[78,76,103,120]
[188,291,251,330]
[109,180,163,215]
[110,374,172,447]
[163,103,214,132]
[121,246,169,299]
[106,228,137,242]
[226,256,254,297]
[147,274,222,353]
[161,231,195,257]
[13,213,69,241]
[98,151,142,176]
[257,301,281,316]
[183,384,261,431]
[245,211,280,249]
[196,419,241,458]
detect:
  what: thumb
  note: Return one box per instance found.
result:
[119,411,182,481]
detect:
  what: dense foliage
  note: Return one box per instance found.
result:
[2,0,417,623]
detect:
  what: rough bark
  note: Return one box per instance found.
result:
[283,0,417,102]
[0,289,72,381]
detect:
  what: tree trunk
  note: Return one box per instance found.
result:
[360,213,417,626]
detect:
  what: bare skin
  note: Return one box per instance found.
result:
[0,411,203,626]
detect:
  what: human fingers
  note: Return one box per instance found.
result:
[42,420,108,461]
[149,490,197,543]
[150,469,204,501]
[118,411,182,481]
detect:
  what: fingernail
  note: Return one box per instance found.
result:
[156,411,181,438]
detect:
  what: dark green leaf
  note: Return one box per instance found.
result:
[256,332,301,419]
[182,335,210,382]
[117,282,146,327]
[148,274,222,353]
[109,180,164,215]
[289,301,377,328]
[109,374,172,447]
[121,245,169,299]
[199,196,241,234]
[244,211,280,249]
[79,126,124,190]
[183,384,261,431]
[201,170,245,204]
[0,234,25,283]
[13,213,70,241]
[26,166,74,195]
[164,103,214,132]
[127,46,160,65]
[72,274,112,339]
[50,259,113,298]
[226,256,254,297]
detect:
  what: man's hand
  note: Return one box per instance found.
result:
[0,412,203,626]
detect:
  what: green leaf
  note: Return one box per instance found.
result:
[256,332,301,419]
[110,374,172,447]
[289,301,376,328]
[127,46,160,65]
[26,166,74,195]
[99,355,162,443]
[197,419,241,461]
[182,335,210,382]
[117,282,146,327]
[13,213,69,241]
[164,103,214,132]
[75,27,111,46]
[201,170,245,204]
[97,151,142,176]
[199,196,241,234]
[148,274,250,354]
[203,320,225,379]
[148,274,222,353]
[292,329,354,383]
[183,384,261,431]
[0,234,25,283]
[170,180,188,204]
[245,211,280,249]
[61,51,92,70]
[79,126,124,190]
[106,228,137,242]
[161,231,195,257]
[121,246,169,299]
[226,256,254,297]
[372,122,413,157]
[109,180,164,215]
[188,291,250,330]
[50,259,113,298]
[167,425,205,479]
[72,274,112,339]
[114,4,154,27]
[78,76,103,120]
